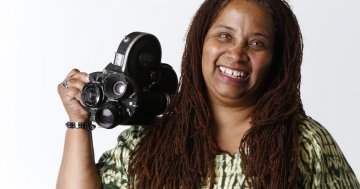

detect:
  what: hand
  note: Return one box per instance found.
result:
[58,69,90,122]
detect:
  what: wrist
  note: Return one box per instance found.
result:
[66,121,96,131]
[68,116,90,123]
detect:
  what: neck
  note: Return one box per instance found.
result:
[211,104,254,153]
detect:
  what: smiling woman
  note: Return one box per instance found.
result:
[56,0,360,189]
[202,0,274,107]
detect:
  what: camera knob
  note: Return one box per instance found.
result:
[150,70,158,82]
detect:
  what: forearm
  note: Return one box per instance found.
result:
[56,129,101,189]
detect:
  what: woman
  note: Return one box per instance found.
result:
[57,0,360,188]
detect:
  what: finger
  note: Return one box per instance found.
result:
[61,86,80,101]
[66,68,80,77]
[66,77,87,91]
[69,71,90,83]
[58,69,88,103]
[57,79,81,96]
[61,89,86,113]
[57,81,70,95]
[75,89,84,104]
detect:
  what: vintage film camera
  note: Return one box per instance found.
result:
[81,32,178,129]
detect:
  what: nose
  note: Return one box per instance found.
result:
[227,44,249,63]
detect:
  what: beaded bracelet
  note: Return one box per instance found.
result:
[65,122,96,130]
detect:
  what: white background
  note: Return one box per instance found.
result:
[0,0,359,188]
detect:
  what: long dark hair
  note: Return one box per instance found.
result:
[128,0,305,188]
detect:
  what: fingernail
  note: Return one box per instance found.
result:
[85,75,90,83]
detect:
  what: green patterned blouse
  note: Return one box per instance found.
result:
[96,117,360,188]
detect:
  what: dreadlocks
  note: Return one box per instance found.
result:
[128,0,305,188]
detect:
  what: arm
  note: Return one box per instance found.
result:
[56,69,101,189]
[56,129,101,189]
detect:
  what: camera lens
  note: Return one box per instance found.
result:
[95,108,114,128]
[113,81,126,96]
[104,74,128,100]
[81,83,103,108]
[95,103,127,129]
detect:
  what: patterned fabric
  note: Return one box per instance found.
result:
[96,117,360,188]
[297,118,360,188]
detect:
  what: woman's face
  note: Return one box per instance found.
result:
[202,0,274,107]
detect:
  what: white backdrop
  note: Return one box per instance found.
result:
[0,0,359,188]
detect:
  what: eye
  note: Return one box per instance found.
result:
[248,40,267,50]
[218,33,231,41]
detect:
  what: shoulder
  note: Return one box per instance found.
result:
[297,117,360,188]
[96,126,146,188]
[298,116,334,150]
[115,125,146,150]
[297,116,345,168]
[98,125,146,164]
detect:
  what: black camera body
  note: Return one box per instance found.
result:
[81,32,178,129]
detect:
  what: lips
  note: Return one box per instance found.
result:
[219,66,249,79]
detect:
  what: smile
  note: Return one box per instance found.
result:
[219,66,249,79]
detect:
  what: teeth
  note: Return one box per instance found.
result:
[219,66,248,79]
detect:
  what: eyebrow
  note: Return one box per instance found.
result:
[252,32,271,40]
[214,24,235,31]
[213,25,272,40]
